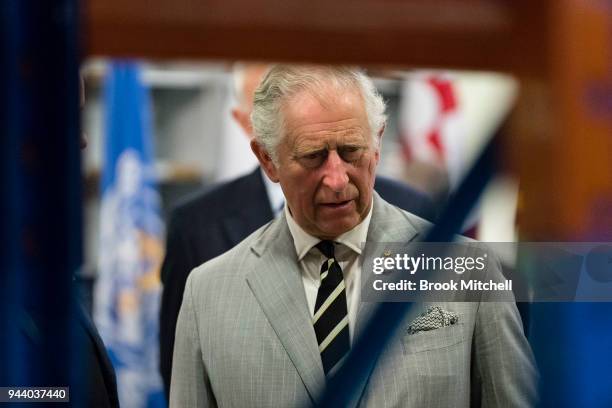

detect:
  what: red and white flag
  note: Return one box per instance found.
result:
[398,72,482,236]
[398,73,465,191]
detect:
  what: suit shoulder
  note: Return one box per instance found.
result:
[391,204,482,245]
[381,198,434,233]
[374,176,437,221]
[187,220,274,283]
[398,208,433,231]
[169,172,254,224]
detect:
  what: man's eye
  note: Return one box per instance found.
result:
[304,152,322,160]
[297,151,327,168]
[339,146,364,162]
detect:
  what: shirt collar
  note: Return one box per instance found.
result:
[260,167,285,216]
[285,199,374,261]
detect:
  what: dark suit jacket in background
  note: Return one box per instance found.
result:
[159,168,436,398]
[13,284,119,408]
[74,300,120,408]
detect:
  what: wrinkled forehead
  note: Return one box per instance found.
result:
[289,78,362,108]
[281,82,366,123]
[281,86,369,142]
[281,87,367,123]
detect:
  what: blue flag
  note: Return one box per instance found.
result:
[95,62,166,408]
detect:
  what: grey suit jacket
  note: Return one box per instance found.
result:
[170,194,537,407]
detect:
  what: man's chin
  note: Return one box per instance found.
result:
[315,218,360,240]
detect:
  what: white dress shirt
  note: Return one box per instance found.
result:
[284,202,373,343]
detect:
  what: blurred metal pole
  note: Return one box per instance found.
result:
[317,134,499,407]
[0,0,81,390]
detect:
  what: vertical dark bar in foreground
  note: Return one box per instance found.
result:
[0,0,81,396]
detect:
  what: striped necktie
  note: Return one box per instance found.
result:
[313,240,350,375]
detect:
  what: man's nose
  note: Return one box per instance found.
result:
[321,150,349,192]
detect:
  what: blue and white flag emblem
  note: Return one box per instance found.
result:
[95,62,166,408]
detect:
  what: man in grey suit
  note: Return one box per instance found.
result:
[170,65,537,407]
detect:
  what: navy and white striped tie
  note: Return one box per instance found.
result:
[313,240,350,375]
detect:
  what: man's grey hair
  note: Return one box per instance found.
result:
[251,65,387,163]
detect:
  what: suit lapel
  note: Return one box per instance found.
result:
[355,193,422,338]
[348,193,425,406]
[246,215,325,404]
[244,193,427,406]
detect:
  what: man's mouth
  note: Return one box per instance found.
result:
[320,199,353,209]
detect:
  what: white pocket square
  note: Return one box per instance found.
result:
[407,306,458,335]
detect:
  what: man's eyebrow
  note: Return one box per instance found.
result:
[293,138,368,153]
[294,144,329,155]
[290,123,366,137]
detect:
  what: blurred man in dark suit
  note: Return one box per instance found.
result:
[11,76,120,408]
[158,63,436,398]
[75,76,120,407]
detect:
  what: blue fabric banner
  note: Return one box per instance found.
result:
[95,62,166,408]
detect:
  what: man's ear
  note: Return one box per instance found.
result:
[377,124,386,143]
[250,139,280,182]
[373,124,385,163]
[231,108,254,138]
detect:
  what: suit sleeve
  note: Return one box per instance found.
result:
[169,274,217,408]
[160,211,196,399]
[470,257,539,407]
